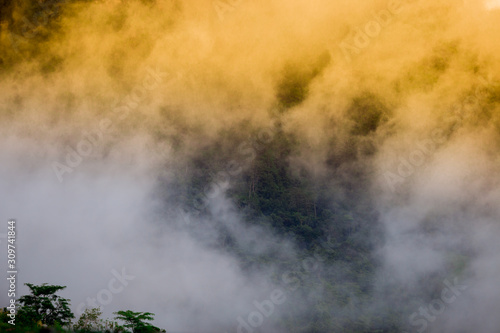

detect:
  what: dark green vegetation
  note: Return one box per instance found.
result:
[1,283,164,333]
[113,311,163,333]
[275,52,331,110]
[16,283,74,327]
[167,117,390,332]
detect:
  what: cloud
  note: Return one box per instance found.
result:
[1,0,500,331]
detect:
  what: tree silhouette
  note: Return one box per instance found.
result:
[17,283,74,327]
[114,310,164,333]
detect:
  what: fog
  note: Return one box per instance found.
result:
[1,0,500,332]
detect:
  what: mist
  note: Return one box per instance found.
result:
[1,0,500,332]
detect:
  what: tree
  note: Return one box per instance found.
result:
[73,307,122,333]
[0,307,15,331]
[17,283,74,327]
[114,310,164,333]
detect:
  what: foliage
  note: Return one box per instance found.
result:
[114,310,164,333]
[73,307,121,333]
[179,121,384,332]
[17,283,74,327]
